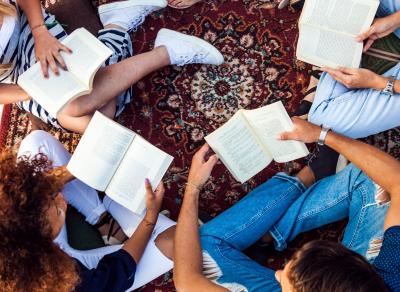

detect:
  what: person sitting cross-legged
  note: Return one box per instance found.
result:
[173,118,400,292]
[0,0,223,133]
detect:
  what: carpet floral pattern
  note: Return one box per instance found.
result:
[2,1,400,291]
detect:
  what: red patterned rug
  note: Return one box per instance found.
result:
[2,1,400,291]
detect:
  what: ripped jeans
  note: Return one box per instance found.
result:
[200,164,389,292]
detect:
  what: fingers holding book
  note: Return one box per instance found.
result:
[187,144,219,191]
[145,179,165,219]
[322,67,385,90]
[278,117,321,144]
[356,12,400,52]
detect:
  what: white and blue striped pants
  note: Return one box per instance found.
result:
[15,9,133,129]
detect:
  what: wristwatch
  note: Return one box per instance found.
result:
[382,76,396,96]
[318,126,331,146]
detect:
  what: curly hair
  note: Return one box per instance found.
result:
[0,150,79,292]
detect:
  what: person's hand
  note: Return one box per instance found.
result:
[32,26,72,78]
[357,12,400,52]
[322,67,387,90]
[187,144,218,190]
[144,180,165,221]
[278,117,321,143]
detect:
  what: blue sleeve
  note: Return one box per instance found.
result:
[373,226,400,292]
[76,249,136,292]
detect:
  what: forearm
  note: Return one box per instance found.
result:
[122,212,157,263]
[174,187,203,281]
[325,131,400,194]
[17,0,48,39]
[17,0,43,28]
[174,186,226,291]
[0,84,30,104]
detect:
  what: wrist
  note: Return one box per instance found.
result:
[31,24,47,37]
[312,126,323,143]
[185,181,202,192]
[144,211,158,224]
[373,75,388,91]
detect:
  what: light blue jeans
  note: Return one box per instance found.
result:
[200,164,389,292]
[309,0,400,139]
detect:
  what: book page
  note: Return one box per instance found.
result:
[205,111,272,183]
[67,112,134,191]
[105,136,173,214]
[61,28,113,88]
[17,65,87,118]
[297,24,362,68]
[243,102,309,163]
[300,0,379,36]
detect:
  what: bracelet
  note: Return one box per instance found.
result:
[31,23,46,32]
[185,182,202,192]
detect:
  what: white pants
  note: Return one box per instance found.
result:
[18,130,175,291]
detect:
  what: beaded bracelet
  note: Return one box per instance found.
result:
[185,182,202,192]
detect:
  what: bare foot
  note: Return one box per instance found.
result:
[168,0,202,9]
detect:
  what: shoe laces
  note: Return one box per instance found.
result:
[177,50,207,65]
[130,6,155,32]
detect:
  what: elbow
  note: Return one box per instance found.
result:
[173,269,194,292]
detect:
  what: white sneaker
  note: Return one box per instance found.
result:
[98,0,167,32]
[154,29,224,66]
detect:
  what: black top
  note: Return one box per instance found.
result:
[374,226,400,291]
[76,249,136,292]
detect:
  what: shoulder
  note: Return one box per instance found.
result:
[373,226,400,291]
[76,249,136,292]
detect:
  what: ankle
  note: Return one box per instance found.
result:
[296,166,315,188]
[104,23,127,32]
[154,45,171,66]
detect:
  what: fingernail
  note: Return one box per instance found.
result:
[145,178,150,184]
[276,135,282,140]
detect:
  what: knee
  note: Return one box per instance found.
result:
[154,226,175,260]
[18,130,56,157]
[200,234,221,252]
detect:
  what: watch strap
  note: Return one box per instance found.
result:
[382,76,395,96]
[318,126,331,146]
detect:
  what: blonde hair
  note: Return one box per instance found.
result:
[0,2,16,73]
[0,2,16,18]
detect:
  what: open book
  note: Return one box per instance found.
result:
[297,0,379,68]
[205,101,309,183]
[18,28,112,118]
[67,112,174,214]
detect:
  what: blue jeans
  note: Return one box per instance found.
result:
[200,164,389,292]
[309,0,400,139]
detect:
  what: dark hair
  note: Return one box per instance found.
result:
[287,240,387,292]
[0,150,79,292]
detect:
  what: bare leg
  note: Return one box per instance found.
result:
[28,112,50,131]
[59,46,170,118]
[168,0,202,9]
[154,226,175,260]
[58,99,117,133]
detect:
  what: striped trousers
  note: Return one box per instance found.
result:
[15,9,133,129]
